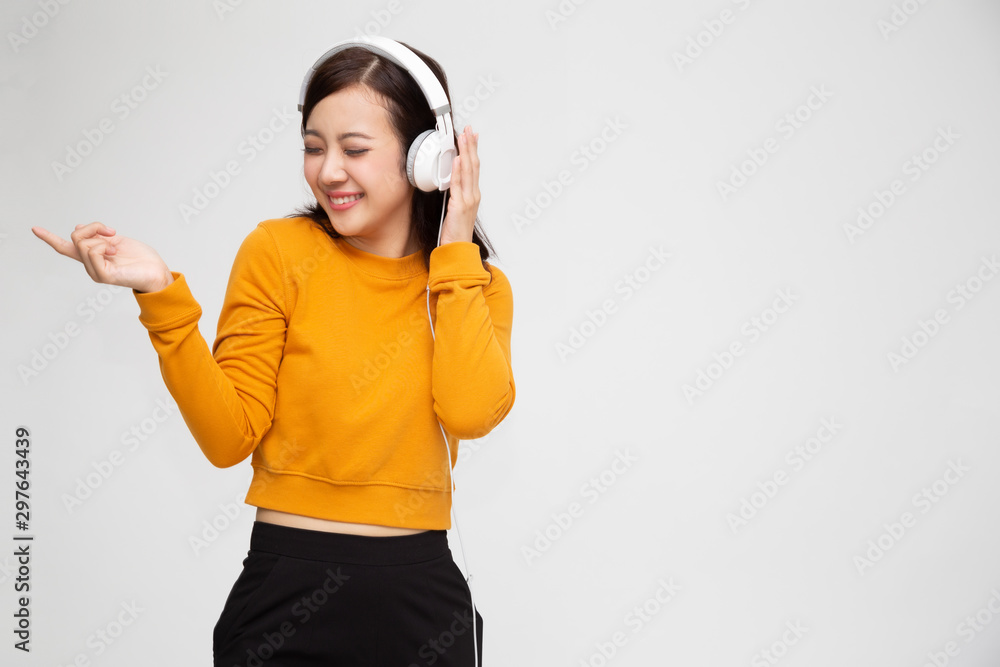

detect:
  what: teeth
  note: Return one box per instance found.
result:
[331,194,363,205]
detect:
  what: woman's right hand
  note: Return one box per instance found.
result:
[31,221,174,293]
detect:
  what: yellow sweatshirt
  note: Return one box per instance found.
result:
[131,216,515,530]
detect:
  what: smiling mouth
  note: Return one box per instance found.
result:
[329,193,364,205]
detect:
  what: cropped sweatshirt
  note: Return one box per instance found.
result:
[131,216,515,530]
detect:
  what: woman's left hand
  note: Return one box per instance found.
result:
[438,125,480,245]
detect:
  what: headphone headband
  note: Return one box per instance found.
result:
[297,35,450,116]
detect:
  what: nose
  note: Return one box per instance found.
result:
[318,152,348,186]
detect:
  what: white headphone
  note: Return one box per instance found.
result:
[298,35,458,193]
[298,36,479,667]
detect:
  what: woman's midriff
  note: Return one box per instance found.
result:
[255,507,430,537]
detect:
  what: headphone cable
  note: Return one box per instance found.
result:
[426,187,479,667]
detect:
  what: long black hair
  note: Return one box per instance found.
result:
[286,40,498,276]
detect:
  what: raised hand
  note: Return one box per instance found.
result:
[31,222,174,293]
[438,124,480,246]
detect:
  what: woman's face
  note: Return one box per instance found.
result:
[302,85,414,249]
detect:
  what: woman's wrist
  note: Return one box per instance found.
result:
[136,270,174,294]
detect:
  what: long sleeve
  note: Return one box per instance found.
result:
[132,223,288,468]
[427,241,515,440]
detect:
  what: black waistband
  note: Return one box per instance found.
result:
[249,521,450,566]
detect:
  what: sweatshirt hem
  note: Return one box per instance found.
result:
[245,465,453,531]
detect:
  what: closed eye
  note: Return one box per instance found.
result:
[301,148,369,156]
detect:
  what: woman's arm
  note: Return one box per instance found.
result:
[427,241,515,440]
[133,223,287,467]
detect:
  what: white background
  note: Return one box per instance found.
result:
[2,0,1000,665]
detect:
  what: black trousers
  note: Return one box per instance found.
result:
[213,521,484,667]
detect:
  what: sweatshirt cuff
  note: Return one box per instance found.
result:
[132,271,202,331]
[428,242,490,285]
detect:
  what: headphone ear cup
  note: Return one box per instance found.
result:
[406,129,435,192]
[407,129,451,192]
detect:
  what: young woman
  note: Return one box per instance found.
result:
[32,38,515,666]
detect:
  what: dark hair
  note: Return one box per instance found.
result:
[286,40,498,277]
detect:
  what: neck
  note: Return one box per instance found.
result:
[340,230,420,259]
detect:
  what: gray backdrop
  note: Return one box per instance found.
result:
[2,0,999,665]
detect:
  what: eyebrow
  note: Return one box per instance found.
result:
[302,129,375,141]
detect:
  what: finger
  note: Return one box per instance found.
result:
[71,221,116,242]
[83,239,114,283]
[72,223,113,280]
[106,234,124,255]
[72,222,118,262]
[31,226,82,262]
[450,154,462,197]
[73,223,115,234]
[457,134,472,201]
[457,125,469,151]
[468,131,480,202]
